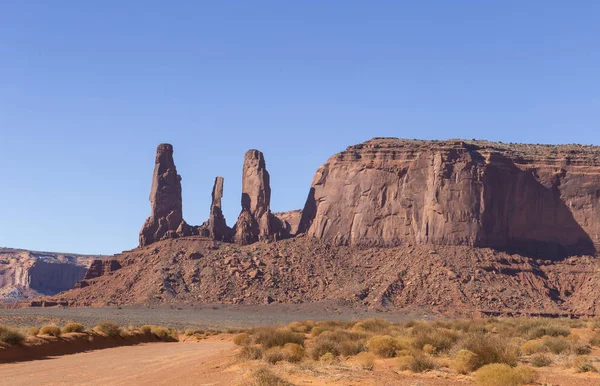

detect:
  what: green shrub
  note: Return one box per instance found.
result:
[94,322,121,337]
[530,353,553,367]
[453,349,478,374]
[0,325,25,344]
[62,323,85,333]
[475,364,537,386]
[39,325,62,337]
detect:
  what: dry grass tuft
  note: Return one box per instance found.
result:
[367,335,398,358]
[233,332,252,346]
[530,352,553,367]
[62,323,85,333]
[458,333,519,369]
[354,352,375,370]
[184,328,204,336]
[252,327,304,349]
[0,325,25,344]
[475,364,538,386]
[238,345,264,360]
[453,349,478,374]
[397,352,438,373]
[27,327,40,337]
[94,322,121,337]
[573,356,598,373]
[39,325,62,337]
[252,367,292,386]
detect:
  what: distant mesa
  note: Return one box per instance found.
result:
[138,138,600,260]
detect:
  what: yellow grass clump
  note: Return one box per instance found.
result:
[39,325,62,337]
[475,364,537,386]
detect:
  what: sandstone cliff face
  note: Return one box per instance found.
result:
[234,150,280,244]
[139,144,190,246]
[0,248,98,301]
[299,138,600,259]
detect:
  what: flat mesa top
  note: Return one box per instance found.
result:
[346,137,600,159]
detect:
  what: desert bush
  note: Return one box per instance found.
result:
[288,320,314,333]
[542,336,571,354]
[411,324,459,353]
[589,331,600,346]
[150,325,178,340]
[27,327,40,337]
[397,352,438,373]
[450,319,487,334]
[525,324,570,340]
[233,332,252,346]
[573,356,598,373]
[367,335,398,358]
[140,325,152,334]
[184,328,204,336]
[475,364,537,386]
[453,349,478,374]
[319,352,338,365]
[352,318,391,334]
[62,323,85,333]
[520,339,547,355]
[569,340,591,355]
[458,333,519,369]
[253,328,304,349]
[252,367,292,386]
[338,339,366,356]
[39,325,62,337]
[238,345,264,360]
[264,347,287,364]
[282,343,304,363]
[310,320,352,337]
[310,340,340,360]
[0,325,25,344]
[354,352,375,370]
[94,322,121,337]
[530,352,553,367]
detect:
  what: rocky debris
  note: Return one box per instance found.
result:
[139,144,191,246]
[299,138,600,259]
[207,177,232,241]
[45,236,600,317]
[234,150,280,244]
[0,248,99,301]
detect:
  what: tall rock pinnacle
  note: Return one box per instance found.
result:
[207,176,231,241]
[234,150,278,244]
[139,143,190,246]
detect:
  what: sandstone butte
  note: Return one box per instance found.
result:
[34,138,600,317]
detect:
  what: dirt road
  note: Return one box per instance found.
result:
[0,341,238,386]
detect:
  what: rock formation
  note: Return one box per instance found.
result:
[274,210,302,236]
[139,144,190,246]
[207,176,231,241]
[0,248,98,301]
[299,138,600,259]
[234,150,280,244]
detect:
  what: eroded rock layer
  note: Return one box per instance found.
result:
[299,138,600,259]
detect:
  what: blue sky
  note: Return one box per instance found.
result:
[1,1,598,254]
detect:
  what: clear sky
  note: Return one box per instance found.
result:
[1,1,598,255]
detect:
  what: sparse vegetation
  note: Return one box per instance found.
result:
[27,327,40,337]
[453,349,478,374]
[354,352,375,370]
[62,323,85,333]
[184,328,204,336]
[252,367,292,386]
[530,352,553,367]
[233,332,252,346]
[0,325,25,345]
[573,356,598,373]
[140,325,152,334]
[94,322,121,337]
[39,325,62,337]
[397,352,438,373]
[475,364,538,386]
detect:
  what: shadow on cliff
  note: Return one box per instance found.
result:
[479,153,596,261]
